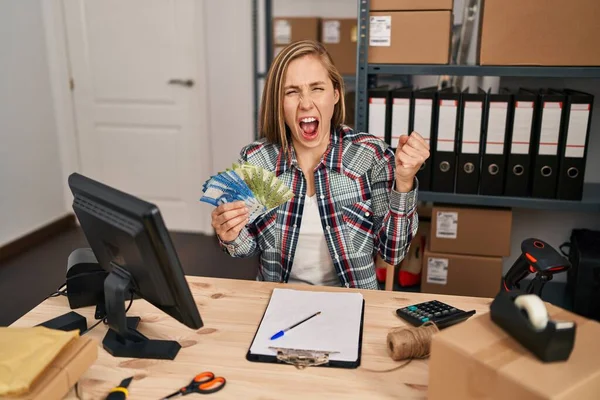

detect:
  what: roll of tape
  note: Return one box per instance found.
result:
[514,294,548,330]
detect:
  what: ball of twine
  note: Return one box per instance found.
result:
[386,322,440,361]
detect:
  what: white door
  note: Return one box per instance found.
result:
[63,0,211,233]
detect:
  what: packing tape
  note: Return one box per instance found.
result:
[514,294,548,330]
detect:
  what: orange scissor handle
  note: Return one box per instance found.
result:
[199,376,225,391]
[194,372,215,384]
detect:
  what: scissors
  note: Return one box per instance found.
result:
[162,372,226,398]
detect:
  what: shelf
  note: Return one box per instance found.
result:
[418,183,600,213]
[368,64,600,79]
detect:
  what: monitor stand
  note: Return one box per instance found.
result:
[102,265,181,360]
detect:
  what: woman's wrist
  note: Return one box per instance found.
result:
[394,177,414,193]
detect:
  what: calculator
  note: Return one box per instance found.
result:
[396,300,476,329]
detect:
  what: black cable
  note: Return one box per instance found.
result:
[81,291,135,336]
[46,282,68,300]
[81,317,105,335]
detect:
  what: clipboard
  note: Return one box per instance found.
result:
[246,289,365,369]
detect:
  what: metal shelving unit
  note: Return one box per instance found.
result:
[420,183,600,212]
[354,0,600,212]
[252,0,273,140]
[368,64,600,79]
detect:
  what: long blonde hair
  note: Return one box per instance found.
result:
[259,40,346,148]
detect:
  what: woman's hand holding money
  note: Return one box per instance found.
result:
[211,201,249,242]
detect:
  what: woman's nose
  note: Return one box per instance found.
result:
[299,94,314,110]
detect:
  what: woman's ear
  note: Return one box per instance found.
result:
[334,88,340,104]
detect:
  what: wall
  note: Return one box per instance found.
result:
[204,1,255,173]
[0,1,67,247]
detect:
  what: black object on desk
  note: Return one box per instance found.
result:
[68,173,203,360]
[396,300,476,329]
[37,311,87,334]
[490,290,576,362]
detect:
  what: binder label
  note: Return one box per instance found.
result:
[539,102,562,155]
[274,20,292,45]
[368,98,387,142]
[427,258,449,285]
[369,16,391,46]
[462,102,482,154]
[486,102,508,154]
[414,100,432,144]
[391,99,410,142]
[437,101,458,152]
[511,102,534,154]
[323,21,341,44]
[436,211,458,239]
[565,104,590,158]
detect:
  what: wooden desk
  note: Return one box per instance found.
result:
[12,277,492,399]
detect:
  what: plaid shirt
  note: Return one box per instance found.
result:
[220,125,419,290]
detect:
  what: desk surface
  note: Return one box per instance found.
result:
[12,277,492,399]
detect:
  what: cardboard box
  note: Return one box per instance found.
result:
[272,17,320,57]
[371,0,453,11]
[321,19,357,76]
[429,303,600,399]
[479,0,600,66]
[2,336,97,400]
[422,248,503,298]
[369,11,451,64]
[430,206,512,257]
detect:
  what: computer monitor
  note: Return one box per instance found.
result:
[68,173,203,360]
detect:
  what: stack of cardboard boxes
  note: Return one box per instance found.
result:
[422,205,512,298]
[272,17,357,75]
[369,0,453,64]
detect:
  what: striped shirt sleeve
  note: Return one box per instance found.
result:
[218,226,259,258]
[370,149,419,266]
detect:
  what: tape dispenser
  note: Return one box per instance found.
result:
[491,238,576,362]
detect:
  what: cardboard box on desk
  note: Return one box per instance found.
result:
[479,0,600,66]
[429,303,600,399]
[430,205,512,257]
[371,0,454,11]
[2,336,97,400]
[368,11,451,64]
[422,248,503,298]
[272,17,319,57]
[321,19,357,76]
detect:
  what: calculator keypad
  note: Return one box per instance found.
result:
[397,301,464,325]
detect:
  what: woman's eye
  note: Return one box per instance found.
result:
[286,90,297,95]
[313,87,324,92]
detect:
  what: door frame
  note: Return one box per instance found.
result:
[41,0,80,213]
[41,0,214,234]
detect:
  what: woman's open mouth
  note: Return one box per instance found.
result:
[298,117,319,141]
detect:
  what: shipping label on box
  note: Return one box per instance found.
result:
[323,20,341,44]
[369,16,392,46]
[435,211,458,239]
[274,20,291,45]
[427,257,449,285]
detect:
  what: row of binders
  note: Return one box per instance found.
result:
[368,87,594,200]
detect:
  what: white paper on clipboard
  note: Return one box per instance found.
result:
[249,289,364,363]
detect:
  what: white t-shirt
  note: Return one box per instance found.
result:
[288,194,340,286]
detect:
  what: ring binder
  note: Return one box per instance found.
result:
[269,347,341,369]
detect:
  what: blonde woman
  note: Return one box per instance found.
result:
[211,40,430,290]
